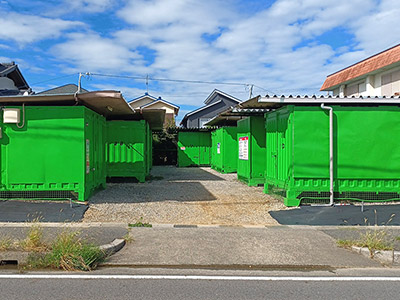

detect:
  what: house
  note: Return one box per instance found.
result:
[37,83,88,95]
[321,43,400,97]
[180,89,242,128]
[128,92,179,127]
[0,62,32,96]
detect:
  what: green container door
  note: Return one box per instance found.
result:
[0,106,106,202]
[177,131,211,167]
[211,127,238,173]
[237,116,266,186]
[264,105,400,207]
[106,120,150,182]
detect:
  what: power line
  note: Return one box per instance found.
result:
[31,73,78,85]
[89,72,249,87]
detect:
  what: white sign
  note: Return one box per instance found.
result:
[86,139,90,174]
[217,143,221,154]
[239,136,249,160]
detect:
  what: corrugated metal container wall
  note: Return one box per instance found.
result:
[106,120,150,182]
[177,131,211,167]
[0,106,106,202]
[211,127,238,173]
[237,116,266,186]
[264,105,400,206]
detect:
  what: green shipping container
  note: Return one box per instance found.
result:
[106,120,151,182]
[0,106,106,201]
[237,116,266,186]
[211,127,238,173]
[264,105,400,207]
[177,131,211,167]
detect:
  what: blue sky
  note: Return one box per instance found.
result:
[0,0,399,122]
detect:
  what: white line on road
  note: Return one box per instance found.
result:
[1,275,400,281]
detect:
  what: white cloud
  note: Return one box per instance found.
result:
[51,33,148,73]
[47,0,115,16]
[0,11,83,45]
[44,0,400,107]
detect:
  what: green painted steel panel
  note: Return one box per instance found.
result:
[0,106,106,201]
[264,105,400,207]
[106,120,150,182]
[237,116,266,186]
[211,127,238,173]
[177,131,211,167]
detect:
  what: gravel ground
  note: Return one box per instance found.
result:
[83,166,286,225]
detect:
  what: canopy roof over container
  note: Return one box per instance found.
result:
[0,90,165,130]
[205,106,269,127]
[238,94,400,109]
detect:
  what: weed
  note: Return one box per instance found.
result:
[122,232,133,243]
[337,229,394,254]
[129,222,152,228]
[26,231,105,271]
[20,223,48,252]
[0,237,13,251]
[129,217,152,228]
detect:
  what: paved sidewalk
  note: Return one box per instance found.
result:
[105,227,380,268]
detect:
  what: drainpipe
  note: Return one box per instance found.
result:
[321,103,334,206]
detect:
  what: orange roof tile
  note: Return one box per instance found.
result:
[320,44,400,91]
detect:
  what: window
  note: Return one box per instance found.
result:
[381,70,400,96]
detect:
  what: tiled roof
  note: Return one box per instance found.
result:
[321,44,400,91]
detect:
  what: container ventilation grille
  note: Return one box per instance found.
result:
[0,191,78,200]
[298,191,400,204]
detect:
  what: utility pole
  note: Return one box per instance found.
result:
[249,84,254,99]
[146,74,149,93]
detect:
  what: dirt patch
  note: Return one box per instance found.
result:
[83,166,286,225]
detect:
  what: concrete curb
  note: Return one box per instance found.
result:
[351,246,400,265]
[99,239,126,257]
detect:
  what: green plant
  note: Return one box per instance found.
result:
[337,229,394,254]
[129,218,152,228]
[20,223,48,252]
[26,231,105,271]
[0,237,13,251]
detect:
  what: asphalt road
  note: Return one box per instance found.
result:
[1,271,400,300]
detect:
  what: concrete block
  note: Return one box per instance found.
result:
[393,251,400,265]
[360,247,371,258]
[373,250,393,264]
[351,246,361,254]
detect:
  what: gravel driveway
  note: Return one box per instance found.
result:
[83,166,286,225]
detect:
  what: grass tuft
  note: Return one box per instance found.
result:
[337,229,393,254]
[26,231,105,271]
[20,223,48,252]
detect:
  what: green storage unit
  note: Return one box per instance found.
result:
[264,105,400,207]
[211,127,238,173]
[237,116,266,186]
[106,120,151,182]
[177,131,211,167]
[0,106,106,202]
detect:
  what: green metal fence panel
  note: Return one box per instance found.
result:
[106,120,149,182]
[177,131,211,167]
[264,105,400,207]
[0,106,106,202]
[211,127,238,173]
[237,116,266,186]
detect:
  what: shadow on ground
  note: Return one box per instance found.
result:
[0,200,87,222]
[270,204,400,226]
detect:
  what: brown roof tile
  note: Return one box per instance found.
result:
[320,44,400,91]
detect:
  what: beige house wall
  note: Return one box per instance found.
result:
[144,101,177,115]
[129,97,153,109]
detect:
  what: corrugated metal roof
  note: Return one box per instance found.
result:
[0,90,165,129]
